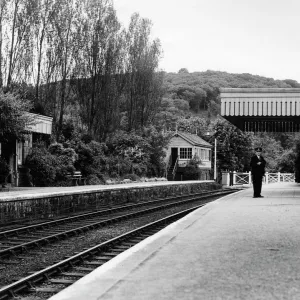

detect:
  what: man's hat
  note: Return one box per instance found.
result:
[254,147,262,152]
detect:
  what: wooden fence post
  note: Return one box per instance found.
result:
[233,171,236,185]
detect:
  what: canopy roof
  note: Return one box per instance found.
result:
[220,88,300,132]
[25,113,53,135]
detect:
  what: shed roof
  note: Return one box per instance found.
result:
[174,132,212,148]
[25,113,53,135]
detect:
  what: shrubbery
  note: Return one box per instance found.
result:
[0,157,10,186]
[26,142,77,186]
[25,145,58,186]
[25,127,169,187]
[183,157,202,180]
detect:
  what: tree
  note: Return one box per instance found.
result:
[5,0,37,87]
[210,118,253,172]
[0,0,8,88]
[0,91,33,142]
[72,0,124,141]
[178,68,189,74]
[123,13,164,131]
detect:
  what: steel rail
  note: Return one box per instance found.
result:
[0,190,227,237]
[0,190,234,259]
[0,204,204,300]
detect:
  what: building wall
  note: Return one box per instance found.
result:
[165,136,211,169]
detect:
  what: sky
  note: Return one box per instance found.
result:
[113,0,300,82]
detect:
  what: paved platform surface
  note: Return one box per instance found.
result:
[49,182,300,300]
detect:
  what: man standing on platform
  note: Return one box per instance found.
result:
[250,147,266,198]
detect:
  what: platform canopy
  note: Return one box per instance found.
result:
[220,88,300,132]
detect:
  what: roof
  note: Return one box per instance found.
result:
[220,88,300,94]
[220,88,300,132]
[25,113,53,135]
[174,131,212,148]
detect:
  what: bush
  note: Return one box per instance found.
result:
[74,141,104,177]
[25,147,57,186]
[183,158,202,180]
[86,174,103,185]
[26,143,77,186]
[0,157,10,185]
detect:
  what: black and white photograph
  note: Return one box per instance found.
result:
[0,0,300,299]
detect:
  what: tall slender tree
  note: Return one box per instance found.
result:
[124,13,163,131]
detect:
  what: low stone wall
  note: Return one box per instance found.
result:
[0,181,221,225]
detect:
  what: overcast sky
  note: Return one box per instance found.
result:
[114,0,300,82]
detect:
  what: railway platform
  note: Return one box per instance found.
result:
[49,182,300,300]
[0,180,216,201]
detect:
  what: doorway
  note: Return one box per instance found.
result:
[171,148,178,165]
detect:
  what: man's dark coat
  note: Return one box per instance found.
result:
[250,155,266,197]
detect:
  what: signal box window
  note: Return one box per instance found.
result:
[180,148,192,159]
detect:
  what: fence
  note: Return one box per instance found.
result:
[222,171,295,186]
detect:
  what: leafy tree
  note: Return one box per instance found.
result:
[0,91,33,142]
[141,126,171,177]
[178,68,189,74]
[277,149,296,173]
[0,0,8,88]
[123,13,164,131]
[208,118,253,173]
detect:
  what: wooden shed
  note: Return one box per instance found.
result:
[165,131,212,181]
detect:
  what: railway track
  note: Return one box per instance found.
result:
[0,188,238,299]
[0,205,205,300]
[0,189,234,260]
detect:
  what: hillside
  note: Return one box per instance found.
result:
[161,70,300,119]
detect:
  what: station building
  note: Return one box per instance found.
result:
[0,113,52,187]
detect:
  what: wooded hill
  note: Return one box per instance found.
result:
[155,70,300,131]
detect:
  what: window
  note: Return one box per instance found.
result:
[180,148,192,159]
[201,149,205,160]
[198,148,211,161]
[17,141,23,165]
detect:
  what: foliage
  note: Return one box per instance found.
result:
[295,141,300,182]
[161,70,294,117]
[74,140,106,178]
[123,13,164,132]
[48,143,77,180]
[0,157,10,183]
[183,157,202,180]
[25,142,77,186]
[251,133,283,172]
[0,91,34,142]
[86,174,103,185]
[207,118,253,172]
[141,126,171,177]
[277,149,296,173]
[25,145,57,186]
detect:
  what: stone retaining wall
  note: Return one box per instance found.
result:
[0,181,221,225]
